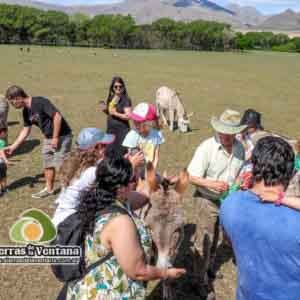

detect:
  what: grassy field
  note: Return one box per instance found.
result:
[0,45,300,300]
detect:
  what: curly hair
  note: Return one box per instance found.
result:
[59,148,99,187]
[251,136,295,189]
[79,156,133,235]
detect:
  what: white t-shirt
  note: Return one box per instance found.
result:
[122,128,165,162]
[52,166,97,227]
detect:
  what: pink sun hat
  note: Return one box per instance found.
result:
[129,102,157,122]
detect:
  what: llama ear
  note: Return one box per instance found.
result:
[146,162,159,192]
[175,169,189,195]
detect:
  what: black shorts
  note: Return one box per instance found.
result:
[0,163,7,179]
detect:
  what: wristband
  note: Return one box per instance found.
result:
[275,191,285,206]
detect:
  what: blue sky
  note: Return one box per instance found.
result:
[37,0,300,14]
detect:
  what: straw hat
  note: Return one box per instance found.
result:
[211,109,247,135]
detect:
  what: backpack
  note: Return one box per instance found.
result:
[51,205,129,299]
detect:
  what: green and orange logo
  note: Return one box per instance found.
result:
[9,209,57,244]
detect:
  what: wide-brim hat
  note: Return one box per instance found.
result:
[76,128,115,150]
[211,109,247,135]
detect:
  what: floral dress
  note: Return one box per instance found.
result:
[67,202,152,300]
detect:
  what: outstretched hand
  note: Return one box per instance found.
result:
[3,146,14,157]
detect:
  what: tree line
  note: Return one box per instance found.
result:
[0,3,299,52]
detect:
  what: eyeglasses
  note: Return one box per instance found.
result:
[113,85,123,90]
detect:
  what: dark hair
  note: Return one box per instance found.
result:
[240,109,263,130]
[79,156,133,235]
[251,136,295,189]
[5,85,28,100]
[106,76,129,108]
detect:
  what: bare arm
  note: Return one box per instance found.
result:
[102,215,185,281]
[51,112,62,149]
[259,190,300,211]
[9,127,31,153]
[189,175,228,193]
[0,150,9,164]
[282,197,300,210]
[110,106,131,121]
[152,146,159,170]
[52,112,62,139]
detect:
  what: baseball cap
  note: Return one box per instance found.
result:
[129,103,157,122]
[76,128,115,150]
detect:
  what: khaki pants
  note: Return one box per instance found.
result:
[193,195,220,285]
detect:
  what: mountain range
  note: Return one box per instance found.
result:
[0,0,299,30]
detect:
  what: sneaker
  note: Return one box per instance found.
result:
[32,188,54,199]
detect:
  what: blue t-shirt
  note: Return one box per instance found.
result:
[122,129,165,162]
[220,190,300,300]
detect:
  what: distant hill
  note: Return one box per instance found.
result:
[0,0,65,11]
[258,9,300,31]
[6,0,300,31]
[227,3,266,27]
[0,0,265,28]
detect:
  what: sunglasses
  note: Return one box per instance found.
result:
[113,85,123,90]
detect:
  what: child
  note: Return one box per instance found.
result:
[122,102,164,171]
[0,122,9,196]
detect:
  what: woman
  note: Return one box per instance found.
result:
[104,77,132,156]
[67,157,186,300]
[53,127,144,227]
[52,128,115,226]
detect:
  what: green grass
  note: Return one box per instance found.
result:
[0,45,300,300]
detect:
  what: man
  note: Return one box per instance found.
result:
[5,85,72,198]
[187,109,246,298]
[220,136,300,300]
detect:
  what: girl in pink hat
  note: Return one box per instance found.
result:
[122,102,164,170]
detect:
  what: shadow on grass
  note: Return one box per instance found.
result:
[8,173,44,191]
[13,139,41,156]
[7,121,20,127]
[147,223,234,300]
